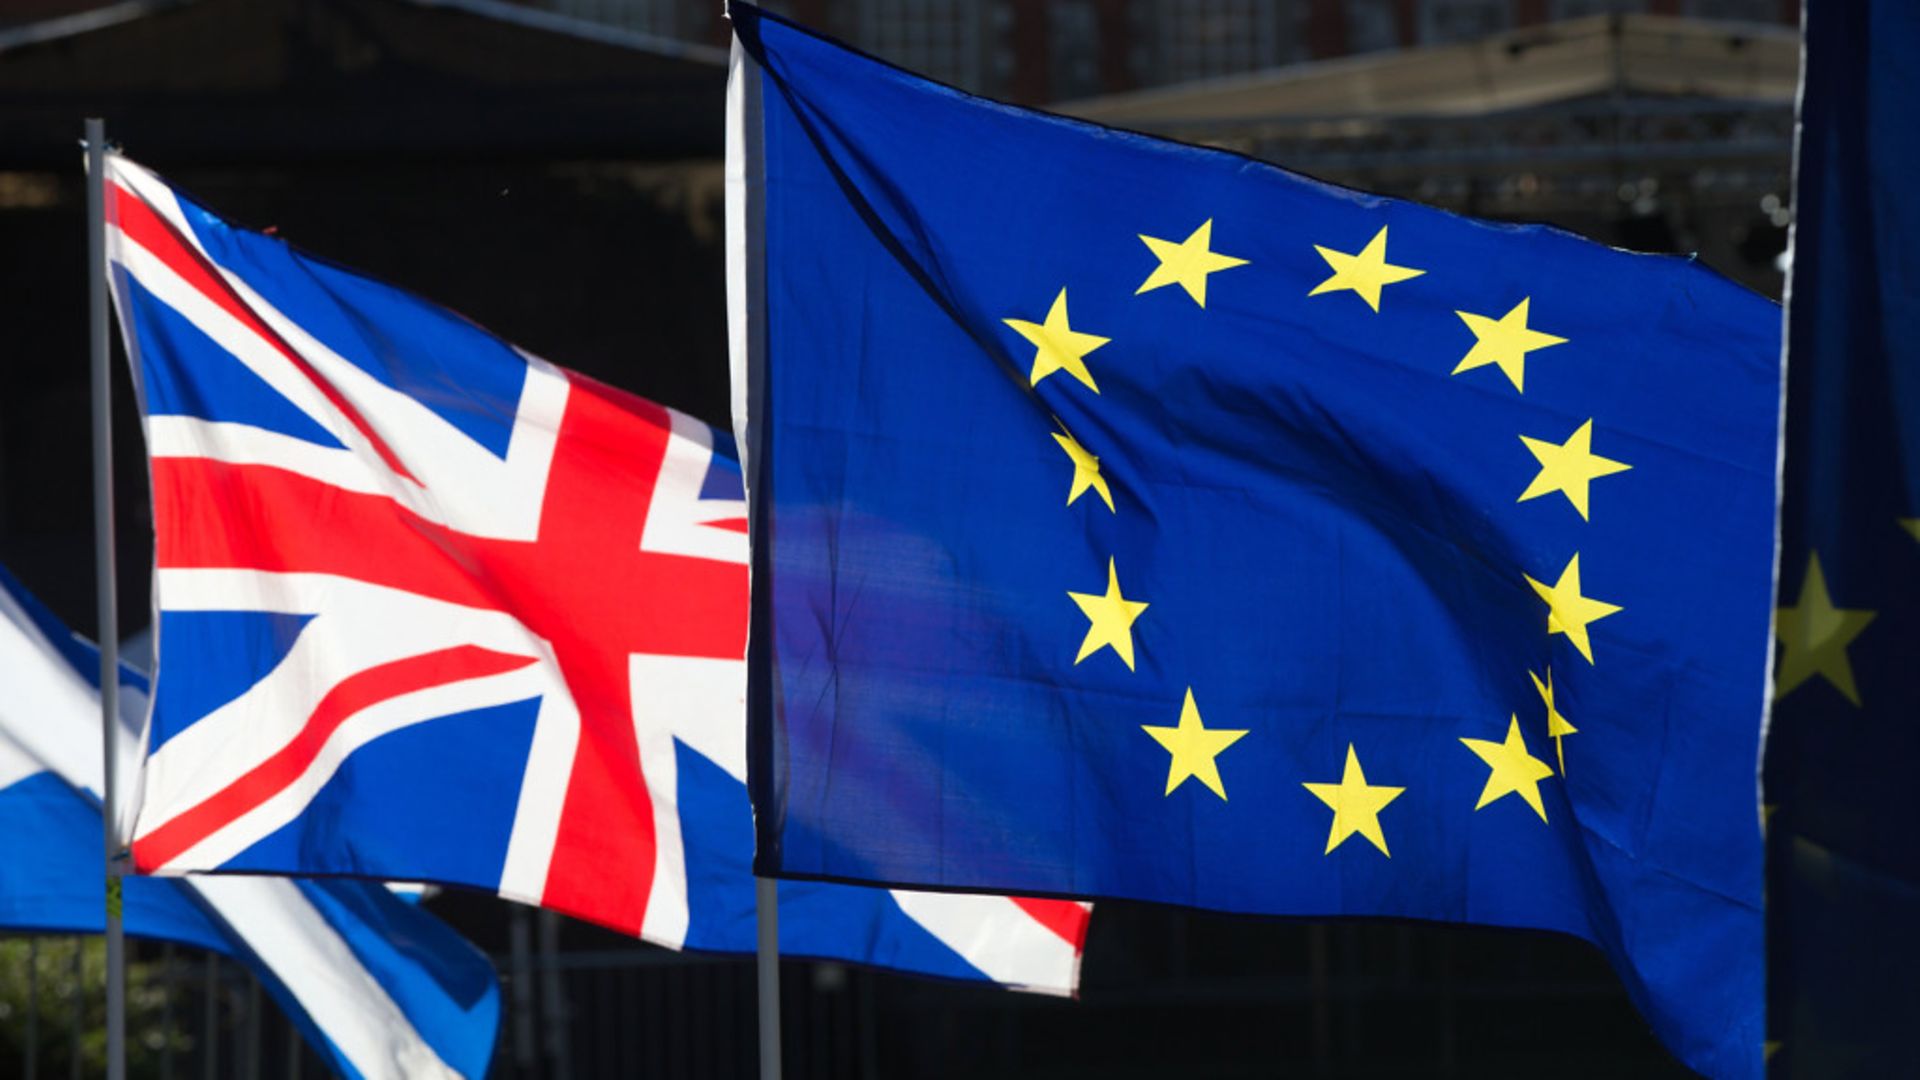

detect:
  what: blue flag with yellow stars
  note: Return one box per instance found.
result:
[727,6,1779,1075]
[1765,2,1920,1075]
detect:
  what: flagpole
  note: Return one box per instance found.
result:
[755,876,781,1080]
[84,115,127,1080]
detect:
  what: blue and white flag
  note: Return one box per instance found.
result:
[0,565,501,1079]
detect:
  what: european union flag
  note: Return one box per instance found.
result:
[1765,2,1920,1074]
[728,7,1779,1075]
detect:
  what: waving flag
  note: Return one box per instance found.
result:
[0,565,500,1080]
[1764,2,1920,1072]
[727,5,1779,1074]
[104,153,1087,993]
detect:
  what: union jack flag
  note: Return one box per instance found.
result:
[106,154,1089,992]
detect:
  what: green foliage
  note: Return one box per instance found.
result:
[0,936,199,1079]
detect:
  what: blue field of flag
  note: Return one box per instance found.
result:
[730,6,1782,1076]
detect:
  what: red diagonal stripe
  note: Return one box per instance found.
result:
[131,644,537,871]
[1009,897,1091,951]
[153,457,504,611]
[109,181,417,483]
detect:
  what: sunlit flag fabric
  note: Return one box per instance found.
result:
[102,152,1088,993]
[1764,2,1920,1073]
[0,565,500,1080]
[726,6,1781,1075]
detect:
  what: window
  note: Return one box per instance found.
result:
[857,0,989,93]
[1423,0,1510,44]
[1346,0,1403,54]
[1548,0,1635,19]
[1048,1,1105,100]
[545,0,690,39]
[1150,0,1305,85]
[1685,0,1786,20]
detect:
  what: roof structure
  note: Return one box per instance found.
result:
[1063,14,1795,128]
[1057,14,1796,213]
[0,0,727,168]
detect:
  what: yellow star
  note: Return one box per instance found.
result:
[1460,714,1555,823]
[1303,744,1405,857]
[1775,552,1876,706]
[1452,298,1567,392]
[1529,668,1576,775]
[1142,688,1248,800]
[1524,553,1622,665]
[1136,219,1248,308]
[1308,225,1425,312]
[1050,426,1114,512]
[1003,289,1109,393]
[1517,420,1631,521]
[1900,518,1920,543]
[1067,557,1149,670]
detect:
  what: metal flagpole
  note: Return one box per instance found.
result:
[84,115,127,1080]
[755,876,781,1080]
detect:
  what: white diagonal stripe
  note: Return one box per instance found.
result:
[190,877,465,1080]
[886,891,1084,997]
[156,662,558,874]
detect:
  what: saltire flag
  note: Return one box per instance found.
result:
[0,565,500,1079]
[102,152,1089,993]
[725,5,1781,1075]
[1764,1,1920,1073]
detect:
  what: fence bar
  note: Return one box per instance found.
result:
[25,937,39,1080]
[538,909,573,1080]
[69,937,82,1080]
[202,955,217,1080]
[159,944,175,1080]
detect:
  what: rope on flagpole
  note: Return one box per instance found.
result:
[84,115,127,1080]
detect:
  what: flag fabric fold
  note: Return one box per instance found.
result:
[104,151,1087,994]
[1764,1,1920,1072]
[727,5,1779,1074]
[0,565,501,1080]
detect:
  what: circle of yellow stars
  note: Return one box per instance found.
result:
[1000,220,1258,810]
[1298,219,1617,851]
[994,211,1646,859]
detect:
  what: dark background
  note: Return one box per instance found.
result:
[0,1,1793,1075]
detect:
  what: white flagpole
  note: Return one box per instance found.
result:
[755,876,781,1080]
[84,115,127,1080]
[721,12,775,1068]
[726,18,780,1080]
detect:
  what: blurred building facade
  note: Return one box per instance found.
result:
[527,0,1799,298]
[0,1,1790,1076]
[533,0,1795,101]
